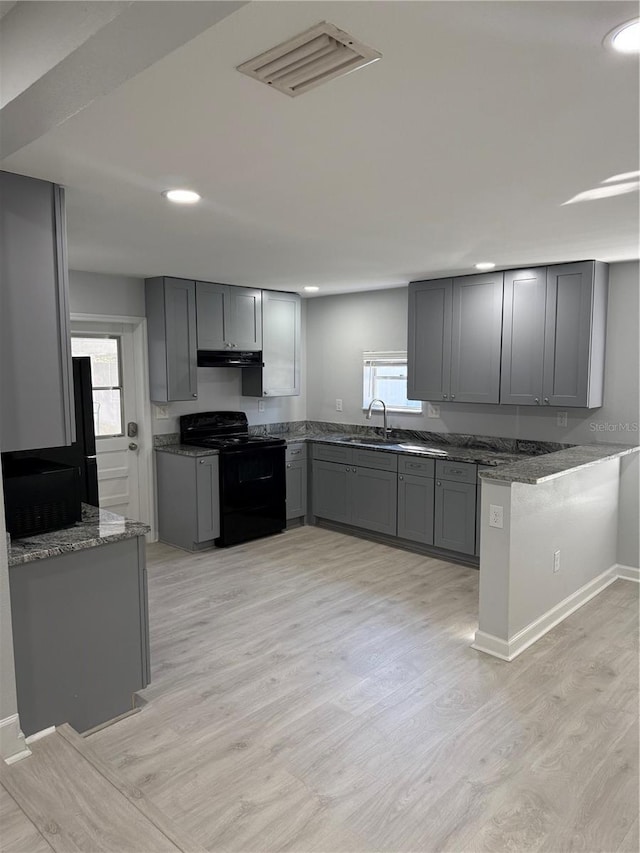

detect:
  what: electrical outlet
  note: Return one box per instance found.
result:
[557,411,568,428]
[155,405,169,419]
[427,402,440,419]
[335,398,343,412]
[258,401,265,413]
[553,549,561,573]
[489,504,504,529]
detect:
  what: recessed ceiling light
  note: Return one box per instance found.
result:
[475,262,496,271]
[162,189,201,204]
[603,170,640,183]
[606,19,640,53]
[304,286,319,292]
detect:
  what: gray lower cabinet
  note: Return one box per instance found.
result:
[156,451,220,550]
[286,443,307,520]
[196,281,262,351]
[311,445,397,536]
[145,277,198,402]
[434,460,477,555]
[9,537,150,737]
[408,272,503,404]
[242,290,301,397]
[397,455,435,545]
[1,171,75,452]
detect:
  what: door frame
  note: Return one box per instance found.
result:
[71,313,155,541]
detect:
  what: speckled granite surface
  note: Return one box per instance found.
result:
[479,443,639,485]
[9,504,150,567]
[155,443,219,458]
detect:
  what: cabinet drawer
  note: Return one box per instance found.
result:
[286,442,307,462]
[435,460,477,484]
[312,443,354,465]
[398,456,435,478]
[353,449,398,472]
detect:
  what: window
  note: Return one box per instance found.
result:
[71,336,124,437]
[362,351,422,414]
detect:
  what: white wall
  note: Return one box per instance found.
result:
[477,458,621,657]
[69,269,145,317]
[305,261,640,446]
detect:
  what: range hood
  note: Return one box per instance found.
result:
[197,350,262,368]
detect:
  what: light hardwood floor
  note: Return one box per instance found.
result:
[6,527,640,852]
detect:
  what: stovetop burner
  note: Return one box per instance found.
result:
[179,412,285,452]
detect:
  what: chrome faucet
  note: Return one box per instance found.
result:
[366,398,390,438]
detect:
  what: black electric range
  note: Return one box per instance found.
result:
[180,412,286,546]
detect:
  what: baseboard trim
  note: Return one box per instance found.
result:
[25,726,56,745]
[615,563,640,582]
[0,714,31,764]
[473,566,619,662]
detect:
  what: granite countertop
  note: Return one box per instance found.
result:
[479,443,639,485]
[155,443,220,458]
[8,504,150,567]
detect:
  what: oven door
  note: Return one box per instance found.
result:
[218,445,286,545]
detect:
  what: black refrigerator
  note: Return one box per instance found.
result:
[37,357,99,506]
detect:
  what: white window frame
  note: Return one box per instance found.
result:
[362,351,422,414]
[71,333,125,439]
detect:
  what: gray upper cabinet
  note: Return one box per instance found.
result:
[500,261,608,408]
[500,268,547,405]
[1,171,75,452]
[196,282,262,351]
[543,261,608,408]
[145,277,198,402]
[450,272,504,403]
[408,279,452,401]
[408,273,503,404]
[242,290,301,397]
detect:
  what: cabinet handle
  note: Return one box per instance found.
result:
[535,398,540,404]
[287,463,291,469]
[192,393,198,398]
[451,394,456,399]
[544,397,550,404]
[449,468,463,474]
[443,394,448,399]
[199,459,205,464]
[399,475,404,481]
[437,481,441,486]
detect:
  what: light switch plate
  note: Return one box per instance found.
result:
[427,402,440,419]
[335,398,343,412]
[155,405,169,419]
[258,401,265,413]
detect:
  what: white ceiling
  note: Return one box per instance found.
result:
[1,1,639,295]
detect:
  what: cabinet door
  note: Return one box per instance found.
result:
[0,173,74,451]
[164,278,197,401]
[312,461,351,524]
[408,279,452,401]
[286,459,307,519]
[500,268,547,405]
[351,467,398,536]
[262,291,300,395]
[229,287,262,350]
[397,473,434,544]
[434,479,476,555]
[543,262,595,407]
[196,281,227,349]
[450,273,504,403]
[196,456,220,542]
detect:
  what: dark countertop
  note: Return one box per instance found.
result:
[155,432,527,466]
[8,504,150,567]
[479,443,639,485]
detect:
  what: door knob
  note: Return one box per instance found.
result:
[128,442,138,451]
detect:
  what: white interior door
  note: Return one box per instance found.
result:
[71,322,141,520]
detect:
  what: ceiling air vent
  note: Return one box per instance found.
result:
[236,21,382,97]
